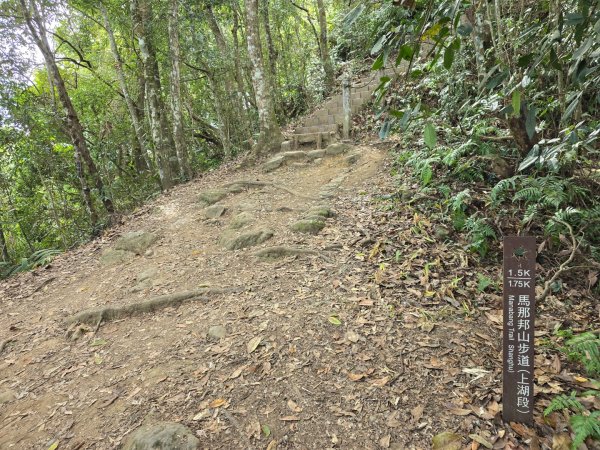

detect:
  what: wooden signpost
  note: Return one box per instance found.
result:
[503,236,536,424]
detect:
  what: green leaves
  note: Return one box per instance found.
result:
[511,91,521,117]
[424,123,437,149]
[343,4,365,27]
[443,39,460,70]
[328,316,342,326]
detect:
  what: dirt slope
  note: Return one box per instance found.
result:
[1,146,413,449]
[2,143,588,450]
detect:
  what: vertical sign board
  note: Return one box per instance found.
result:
[503,236,536,424]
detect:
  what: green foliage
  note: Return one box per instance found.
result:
[560,331,600,378]
[546,329,600,449]
[544,391,585,416]
[464,215,496,257]
[570,411,600,449]
[0,248,61,278]
[476,273,496,293]
[545,391,600,450]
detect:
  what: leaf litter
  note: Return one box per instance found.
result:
[0,145,597,449]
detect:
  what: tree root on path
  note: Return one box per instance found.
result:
[254,246,319,259]
[0,338,14,354]
[65,287,243,326]
[223,180,318,200]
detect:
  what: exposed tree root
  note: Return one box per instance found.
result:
[224,180,271,189]
[271,183,318,200]
[222,179,317,200]
[66,287,243,326]
[254,246,319,259]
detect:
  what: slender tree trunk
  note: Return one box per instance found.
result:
[261,0,283,121]
[232,8,253,112]
[316,0,334,92]
[472,1,486,82]
[131,0,175,189]
[168,0,191,180]
[260,0,278,86]
[19,0,116,227]
[244,0,282,155]
[0,220,9,263]
[206,4,250,155]
[100,3,149,173]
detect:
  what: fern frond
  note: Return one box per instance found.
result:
[570,411,600,449]
[490,175,521,204]
[451,189,471,213]
[544,392,584,416]
[565,332,600,377]
[513,186,543,203]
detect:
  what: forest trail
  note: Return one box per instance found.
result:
[1,143,523,449]
[0,145,402,449]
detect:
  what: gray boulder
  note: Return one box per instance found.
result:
[290,219,326,235]
[115,231,158,255]
[220,229,274,250]
[100,249,135,266]
[204,205,226,219]
[198,189,228,206]
[263,154,286,172]
[325,142,353,156]
[122,422,199,450]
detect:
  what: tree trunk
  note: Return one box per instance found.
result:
[100,3,149,173]
[19,0,115,227]
[131,0,176,190]
[0,220,10,263]
[206,4,251,155]
[244,0,282,155]
[168,0,191,180]
[316,0,334,92]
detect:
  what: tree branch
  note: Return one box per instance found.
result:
[539,220,580,302]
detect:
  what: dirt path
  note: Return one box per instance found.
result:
[1,144,585,450]
[0,146,407,449]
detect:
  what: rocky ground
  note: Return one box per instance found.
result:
[0,142,598,450]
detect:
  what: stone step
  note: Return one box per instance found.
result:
[295,124,339,135]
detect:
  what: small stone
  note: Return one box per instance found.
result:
[208,326,227,340]
[282,151,308,162]
[346,153,360,165]
[198,189,228,206]
[280,141,293,152]
[100,249,135,266]
[115,231,158,255]
[204,205,226,219]
[305,206,334,218]
[325,142,353,156]
[263,154,286,172]
[313,158,323,165]
[137,268,158,282]
[220,229,274,250]
[290,219,326,235]
[229,212,254,230]
[307,149,326,160]
[122,422,199,450]
[0,390,16,405]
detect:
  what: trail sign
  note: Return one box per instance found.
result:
[503,236,536,424]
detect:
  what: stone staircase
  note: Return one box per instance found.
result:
[264,67,395,172]
[284,67,396,151]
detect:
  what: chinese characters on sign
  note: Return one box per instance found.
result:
[503,236,536,424]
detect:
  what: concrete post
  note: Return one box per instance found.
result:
[342,70,351,140]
